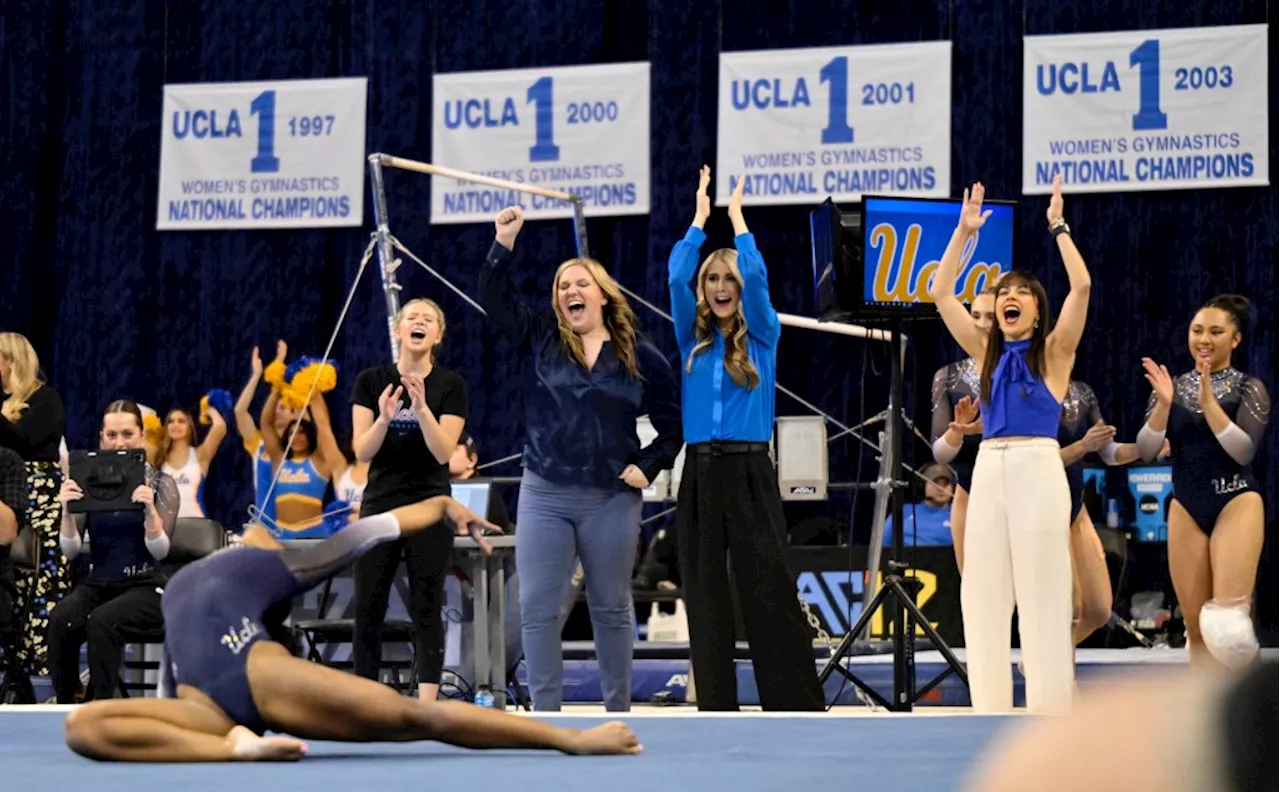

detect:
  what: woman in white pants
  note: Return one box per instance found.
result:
[928,175,1091,715]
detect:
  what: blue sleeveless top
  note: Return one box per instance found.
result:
[981,339,1063,439]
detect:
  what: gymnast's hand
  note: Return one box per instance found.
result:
[1078,420,1117,453]
[692,165,711,228]
[618,464,650,489]
[949,395,983,435]
[494,206,524,251]
[445,499,502,555]
[1141,357,1173,407]
[1195,358,1218,407]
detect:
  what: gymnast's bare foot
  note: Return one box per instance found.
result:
[567,722,643,756]
[227,725,308,761]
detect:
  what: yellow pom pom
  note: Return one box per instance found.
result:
[264,360,287,388]
[199,394,212,425]
[280,383,309,413]
[314,362,337,393]
[143,413,164,446]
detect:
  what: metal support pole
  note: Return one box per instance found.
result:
[368,153,404,360]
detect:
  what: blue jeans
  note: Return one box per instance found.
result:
[516,469,642,711]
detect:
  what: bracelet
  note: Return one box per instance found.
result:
[1050,218,1070,237]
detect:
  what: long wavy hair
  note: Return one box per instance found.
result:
[0,332,43,421]
[550,258,641,379]
[157,408,198,465]
[979,270,1051,404]
[685,249,759,389]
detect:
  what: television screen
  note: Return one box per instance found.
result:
[861,195,1016,313]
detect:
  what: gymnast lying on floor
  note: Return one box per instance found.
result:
[64,496,642,762]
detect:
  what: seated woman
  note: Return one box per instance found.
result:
[63,496,641,763]
[51,400,179,703]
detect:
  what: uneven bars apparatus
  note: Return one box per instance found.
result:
[364,153,911,671]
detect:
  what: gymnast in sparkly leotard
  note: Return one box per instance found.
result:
[929,286,996,573]
[1137,295,1270,669]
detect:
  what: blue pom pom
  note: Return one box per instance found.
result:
[207,388,233,420]
[286,356,339,383]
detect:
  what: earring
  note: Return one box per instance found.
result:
[1034,318,1040,328]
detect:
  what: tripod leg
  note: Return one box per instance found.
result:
[888,578,969,686]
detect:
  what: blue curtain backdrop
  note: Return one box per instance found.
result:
[1,1,1276,634]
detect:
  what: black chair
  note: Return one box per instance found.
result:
[116,517,227,697]
[0,526,38,703]
[293,574,419,694]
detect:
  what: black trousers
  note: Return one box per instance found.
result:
[675,446,824,711]
[47,577,164,703]
[352,515,453,686]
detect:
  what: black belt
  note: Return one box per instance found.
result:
[687,441,770,456]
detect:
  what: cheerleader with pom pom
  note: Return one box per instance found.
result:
[233,342,302,528]
[154,391,230,519]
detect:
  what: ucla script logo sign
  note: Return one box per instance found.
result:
[431,62,650,224]
[1022,25,1269,194]
[863,199,1014,305]
[717,41,951,207]
[157,78,368,230]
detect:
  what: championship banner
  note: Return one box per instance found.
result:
[157,77,368,230]
[430,62,650,224]
[716,41,952,207]
[1023,24,1270,194]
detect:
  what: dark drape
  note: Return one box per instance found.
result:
[2,1,1276,635]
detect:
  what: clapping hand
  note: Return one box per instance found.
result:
[949,396,983,435]
[377,384,404,423]
[1142,358,1174,407]
[1078,420,1117,453]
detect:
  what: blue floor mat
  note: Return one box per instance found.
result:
[0,711,1012,791]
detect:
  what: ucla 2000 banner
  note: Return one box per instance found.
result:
[1023,24,1270,194]
[716,41,951,207]
[431,62,650,224]
[157,78,368,230]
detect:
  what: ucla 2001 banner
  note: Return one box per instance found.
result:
[431,63,650,224]
[157,78,368,230]
[1023,24,1270,194]
[716,41,951,207]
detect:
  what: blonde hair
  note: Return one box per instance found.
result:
[0,332,43,421]
[685,249,760,389]
[395,298,447,361]
[551,258,641,379]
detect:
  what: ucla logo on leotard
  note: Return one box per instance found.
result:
[1212,474,1248,496]
[219,616,263,655]
[277,467,314,485]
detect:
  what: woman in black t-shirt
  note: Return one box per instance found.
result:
[351,298,469,701]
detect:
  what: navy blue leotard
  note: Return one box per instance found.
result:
[1154,368,1270,534]
[160,515,403,733]
[1058,381,1106,520]
[931,358,981,491]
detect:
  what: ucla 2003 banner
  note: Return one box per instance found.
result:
[1023,24,1270,194]
[716,41,951,207]
[157,78,368,230]
[431,62,650,224]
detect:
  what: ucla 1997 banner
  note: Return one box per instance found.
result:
[716,41,951,207]
[157,78,368,230]
[430,62,650,224]
[1023,25,1270,194]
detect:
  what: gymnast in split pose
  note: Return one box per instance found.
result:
[63,497,641,762]
[1136,295,1270,669]
[929,175,1090,714]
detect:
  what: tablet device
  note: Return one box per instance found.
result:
[68,449,147,514]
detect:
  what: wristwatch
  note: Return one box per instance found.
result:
[1049,217,1070,237]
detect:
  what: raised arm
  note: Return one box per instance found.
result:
[195,406,227,473]
[1044,175,1091,357]
[727,174,781,348]
[234,346,264,451]
[306,392,347,477]
[668,167,711,354]
[929,184,991,360]
[259,389,285,467]
[479,206,537,351]
[634,340,685,484]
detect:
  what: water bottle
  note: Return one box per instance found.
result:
[1106,498,1120,529]
[474,685,495,708]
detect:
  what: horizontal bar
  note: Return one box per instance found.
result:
[375,154,578,202]
[777,313,894,342]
